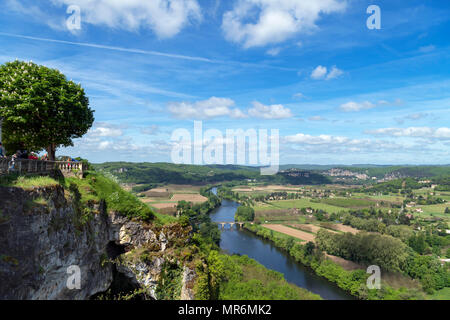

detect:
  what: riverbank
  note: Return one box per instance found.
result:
[244,223,426,300]
[209,196,354,300]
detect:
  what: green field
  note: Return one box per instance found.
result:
[354,193,404,202]
[417,203,449,218]
[319,197,387,208]
[254,199,345,213]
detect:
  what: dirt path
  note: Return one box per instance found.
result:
[264,224,316,243]
[289,224,322,234]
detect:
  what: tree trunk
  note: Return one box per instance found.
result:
[46,144,56,161]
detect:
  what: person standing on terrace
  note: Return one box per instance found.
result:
[0,142,5,158]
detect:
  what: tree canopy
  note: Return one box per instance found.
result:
[0,60,94,159]
[235,206,255,222]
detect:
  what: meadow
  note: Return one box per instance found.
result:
[254,199,345,213]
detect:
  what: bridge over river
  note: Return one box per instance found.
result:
[214,221,253,229]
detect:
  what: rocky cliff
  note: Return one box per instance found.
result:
[0,184,196,300]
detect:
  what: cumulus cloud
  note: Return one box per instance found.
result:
[339,101,375,112]
[366,127,450,140]
[340,99,404,112]
[167,98,292,120]
[283,132,424,155]
[89,123,124,137]
[248,101,293,119]
[326,66,344,80]
[51,0,202,37]
[222,0,346,48]
[168,97,247,120]
[311,65,328,80]
[377,99,404,106]
[395,112,429,124]
[285,133,352,145]
[311,65,343,80]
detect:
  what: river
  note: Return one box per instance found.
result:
[209,189,354,300]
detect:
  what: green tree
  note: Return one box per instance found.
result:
[234,206,255,222]
[0,60,94,160]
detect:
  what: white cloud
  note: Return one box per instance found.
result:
[51,0,202,37]
[283,132,427,155]
[340,101,375,112]
[311,65,343,80]
[222,0,346,48]
[169,98,292,120]
[326,66,344,80]
[340,98,403,112]
[248,101,293,119]
[377,99,404,106]
[366,127,450,140]
[311,65,328,80]
[168,97,246,119]
[285,133,351,145]
[293,92,305,99]
[395,112,429,124]
[89,124,123,137]
[435,128,450,139]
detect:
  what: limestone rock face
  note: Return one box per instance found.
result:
[111,213,159,249]
[180,266,197,300]
[0,185,196,300]
[116,256,165,300]
[0,185,115,300]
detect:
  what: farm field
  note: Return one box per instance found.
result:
[170,193,207,203]
[319,197,393,209]
[254,199,345,213]
[416,203,449,218]
[289,224,323,234]
[139,184,207,212]
[263,224,314,242]
[232,185,303,192]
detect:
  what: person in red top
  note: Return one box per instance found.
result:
[28,153,38,160]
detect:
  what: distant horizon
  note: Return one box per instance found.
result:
[91,161,450,168]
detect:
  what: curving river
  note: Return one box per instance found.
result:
[209,189,354,300]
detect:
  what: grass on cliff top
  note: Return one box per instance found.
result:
[64,172,177,225]
[0,171,177,225]
[65,172,155,222]
[0,174,59,189]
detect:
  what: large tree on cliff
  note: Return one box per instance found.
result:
[0,60,94,160]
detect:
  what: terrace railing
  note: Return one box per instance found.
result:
[0,158,86,176]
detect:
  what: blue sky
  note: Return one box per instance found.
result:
[0,0,449,165]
